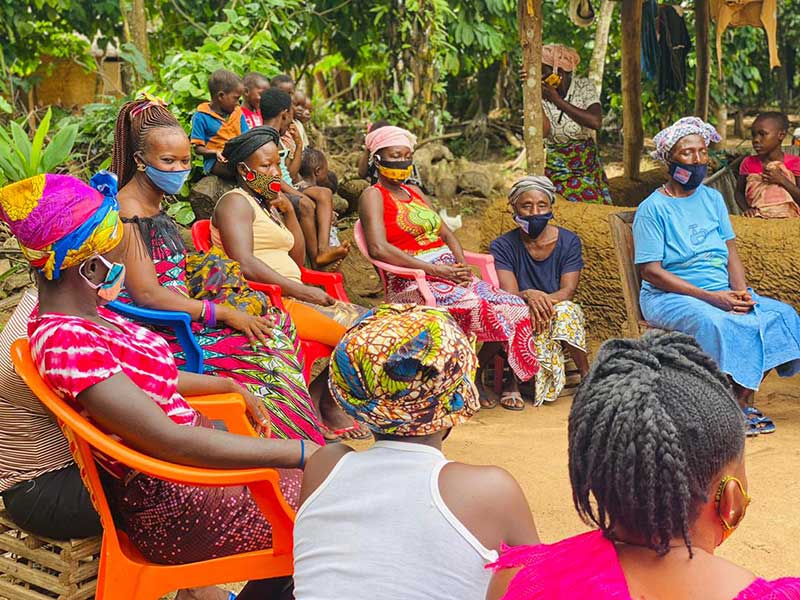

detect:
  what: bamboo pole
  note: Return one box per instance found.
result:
[621,0,643,180]
[518,0,544,175]
[694,0,711,119]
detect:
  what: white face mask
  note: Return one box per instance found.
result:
[80,255,126,303]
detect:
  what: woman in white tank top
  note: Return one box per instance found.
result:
[293,305,539,600]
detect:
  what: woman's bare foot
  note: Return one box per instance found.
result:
[314,244,349,268]
[176,587,231,600]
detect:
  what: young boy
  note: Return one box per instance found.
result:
[241,72,269,129]
[292,90,311,148]
[190,69,248,177]
[736,111,800,219]
[297,147,350,265]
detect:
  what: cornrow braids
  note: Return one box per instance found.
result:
[568,330,745,557]
[111,99,184,188]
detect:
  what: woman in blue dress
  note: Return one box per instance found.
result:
[633,117,800,435]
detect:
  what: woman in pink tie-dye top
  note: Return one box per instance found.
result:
[488,332,800,600]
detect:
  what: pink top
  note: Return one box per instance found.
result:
[28,307,198,477]
[740,154,800,176]
[241,105,263,129]
[490,530,800,600]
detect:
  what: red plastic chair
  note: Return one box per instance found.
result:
[190,219,337,382]
[10,339,294,600]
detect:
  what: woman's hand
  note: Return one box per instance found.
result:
[237,385,272,437]
[541,83,561,104]
[216,150,228,164]
[288,123,303,147]
[523,290,553,334]
[218,306,276,349]
[296,285,335,306]
[761,167,792,188]
[742,207,760,218]
[429,263,472,284]
[705,290,756,313]
[270,194,294,214]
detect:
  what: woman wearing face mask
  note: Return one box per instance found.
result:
[489,176,588,408]
[634,117,800,436]
[0,172,316,600]
[212,127,370,441]
[111,96,324,446]
[487,331,800,600]
[358,126,540,410]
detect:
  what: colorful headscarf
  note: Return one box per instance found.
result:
[542,44,581,73]
[0,171,122,280]
[365,126,417,156]
[509,175,556,206]
[329,304,480,437]
[651,117,721,162]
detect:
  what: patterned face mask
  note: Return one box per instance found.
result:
[241,164,281,200]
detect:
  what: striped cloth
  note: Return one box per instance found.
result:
[0,290,74,493]
[28,306,199,479]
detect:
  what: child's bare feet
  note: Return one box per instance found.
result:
[315,244,349,267]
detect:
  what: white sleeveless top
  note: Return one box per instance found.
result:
[293,441,499,600]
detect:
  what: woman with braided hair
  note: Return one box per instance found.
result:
[488,331,800,599]
[111,95,324,445]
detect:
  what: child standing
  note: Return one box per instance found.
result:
[736,111,800,218]
[190,69,248,177]
[297,148,350,265]
[241,72,269,129]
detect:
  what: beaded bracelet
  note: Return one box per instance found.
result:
[203,300,217,328]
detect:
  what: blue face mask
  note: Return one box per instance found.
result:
[144,164,190,195]
[514,212,553,239]
[668,162,707,190]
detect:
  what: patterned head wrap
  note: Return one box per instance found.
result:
[651,117,721,162]
[364,126,417,156]
[223,126,282,166]
[0,171,122,280]
[329,304,480,437]
[509,175,556,207]
[542,44,581,73]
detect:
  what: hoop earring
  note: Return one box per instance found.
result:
[136,162,146,172]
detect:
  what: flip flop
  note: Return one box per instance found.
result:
[322,421,371,442]
[499,391,524,411]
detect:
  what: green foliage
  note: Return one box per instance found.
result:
[0,108,77,185]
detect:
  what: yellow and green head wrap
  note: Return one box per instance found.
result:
[0,171,122,280]
[329,304,480,437]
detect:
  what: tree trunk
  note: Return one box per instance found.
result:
[734,110,744,138]
[518,0,544,175]
[120,0,150,90]
[694,0,710,119]
[714,74,727,147]
[588,0,616,93]
[621,0,643,180]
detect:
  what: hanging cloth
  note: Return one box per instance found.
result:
[710,0,780,77]
[656,5,692,97]
[641,0,659,80]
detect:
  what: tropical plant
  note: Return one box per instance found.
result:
[0,108,78,185]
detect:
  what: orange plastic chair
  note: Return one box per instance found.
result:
[10,339,295,600]
[191,218,338,382]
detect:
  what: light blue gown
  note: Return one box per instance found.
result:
[633,185,800,390]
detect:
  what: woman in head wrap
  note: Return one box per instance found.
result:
[110,96,324,446]
[488,331,800,599]
[526,43,612,204]
[634,117,800,435]
[358,127,541,410]
[0,172,317,600]
[489,176,588,407]
[213,126,370,441]
[293,305,539,600]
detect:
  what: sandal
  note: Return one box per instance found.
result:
[742,407,776,436]
[322,421,372,442]
[499,391,524,411]
[752,415,776,435]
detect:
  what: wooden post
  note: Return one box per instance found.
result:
[519,0,544,175]
[588,0,616,93]
[694,0,711,119]
[621,0,643,180]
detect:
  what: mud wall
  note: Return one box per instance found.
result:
[480,199,800,345]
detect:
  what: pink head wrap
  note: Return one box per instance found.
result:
[365,126,417,156]
[542,44,581,73]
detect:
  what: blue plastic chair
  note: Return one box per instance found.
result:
[106,301,204,374]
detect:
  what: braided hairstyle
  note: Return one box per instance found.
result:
[111,98,185,188]
[568,330,745,556]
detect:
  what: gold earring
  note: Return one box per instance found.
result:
[137,163,146,172]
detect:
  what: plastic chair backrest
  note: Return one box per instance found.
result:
[106,301,204,374]
[608,210,647,337]
[191,220,213,253]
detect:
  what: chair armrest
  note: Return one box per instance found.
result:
[106,301,204,374]
[186,393,260,438]
[299,267,349,302]
[247,280,286,311]
[464,251,500,288]
[368,260,436,307]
